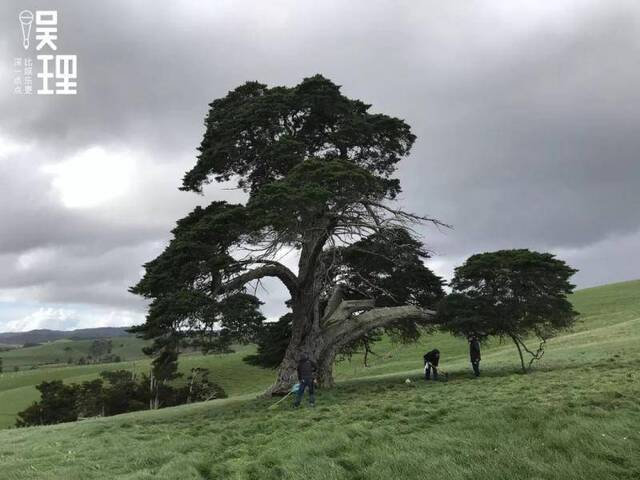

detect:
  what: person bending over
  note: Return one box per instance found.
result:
[423,349,440,381]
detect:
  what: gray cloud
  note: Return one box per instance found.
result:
[0,0,639,329]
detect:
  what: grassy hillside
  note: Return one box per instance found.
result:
[0,336,149,370]
[0,345,274,429]
[0,280,638,479]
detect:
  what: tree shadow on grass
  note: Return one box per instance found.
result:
[330,357,635,396]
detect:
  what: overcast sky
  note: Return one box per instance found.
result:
[0,0,638,332]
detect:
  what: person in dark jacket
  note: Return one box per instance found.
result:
[294,353,317,407]
[423,349,440,381]
[469,336,481,377]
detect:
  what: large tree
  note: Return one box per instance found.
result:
[131,75,444,394]
[437,249,578,372]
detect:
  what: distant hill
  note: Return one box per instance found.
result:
[0,327,132,345]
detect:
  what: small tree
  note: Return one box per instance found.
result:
[183,368,227,403]
[100,370,146,415]
[89,339,113,360]
[438,249,578,372]
[76,379,105,418]
[148,349,182,409]
[16,380,79,426]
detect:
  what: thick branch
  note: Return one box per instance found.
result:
[298,226,332,285]
[222,263,298,297]
[323,299,376,327]
[322,284,345,323]
[324,303,435,346]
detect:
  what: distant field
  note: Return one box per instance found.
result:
[0,336,149,370]
[0,279,638,479]
[0,344,276,429]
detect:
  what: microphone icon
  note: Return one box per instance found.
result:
[19,10,34,50]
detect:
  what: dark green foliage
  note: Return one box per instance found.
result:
[202,293,265,348]
[182,75,414,195]
[131,202,250,300]
[328,227,444,342]
[129,202,265,359]
[76,379,105,418]
[244,314,293,368]
[100,370,147,416]
[16,380,79,427]
[151,349,181,383]
[337,227,443,308]
[438,249,578,371]
[247,158,391,240]
[89,339,113,358]
[102,354,121,363]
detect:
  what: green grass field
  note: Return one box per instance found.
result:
[0,344,273,429]
[0,279,638,479]
[0,336,149,370]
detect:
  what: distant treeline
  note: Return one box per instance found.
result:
[16,368,226,427]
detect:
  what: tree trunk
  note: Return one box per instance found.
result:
[315,345,337,388]
[267,333,337,395]
[266,302,435,395]
[268,343,303,395]
[511,335,527,373]
[267,229,328,395]
[266,282,316,394]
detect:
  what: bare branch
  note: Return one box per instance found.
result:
[362,201,452,230]
[520,337,546,369]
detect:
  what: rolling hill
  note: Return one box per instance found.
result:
[0,335,149,371]
[0,279,638,479]
[0,327,131,346]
